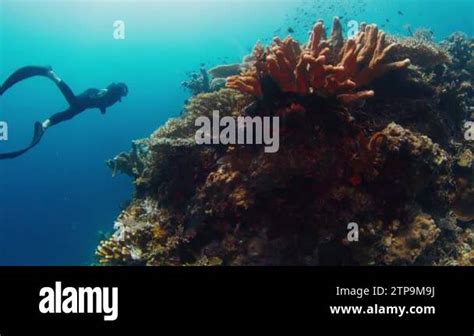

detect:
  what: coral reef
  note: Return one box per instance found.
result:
[227,18,410,105]
[437,33,474,123]
[208,64,243,92]
[361,214,440,265]
[208,63,242,79]
[181,67,210,96]
[387,29,451,70]
[439,228,474,266]
[182,64,244,95]
[96,200,189,265]
[98,17,473,266]
[442,32,474,73]
[453,148,474,222]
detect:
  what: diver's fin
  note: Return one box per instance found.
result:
[0,122,45,160]
[31,121,45,146]
[0,65,79,107]
[0,66,53,96]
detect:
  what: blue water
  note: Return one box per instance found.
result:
[0,0,472,265]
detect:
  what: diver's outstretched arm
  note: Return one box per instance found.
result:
[0,122,45,160]
[0,65,79,106]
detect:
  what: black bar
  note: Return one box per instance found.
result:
[0,267,471,334]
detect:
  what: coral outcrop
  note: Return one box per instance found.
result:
[97,16,473,266]
[227,18,410,105]
[386,28,451,70]
[181,67,211,96]
[182,64,244,95]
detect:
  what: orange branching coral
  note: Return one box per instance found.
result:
[227,17,411,104]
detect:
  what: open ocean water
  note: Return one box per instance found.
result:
[0,0,472,265]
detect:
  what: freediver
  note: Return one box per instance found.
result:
[0,65,128,159]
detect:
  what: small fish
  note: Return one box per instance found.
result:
[288,27,295,33]
[398,10,404,15]
[386,18,390,23]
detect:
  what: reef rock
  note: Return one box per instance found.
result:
[97,17,473,266]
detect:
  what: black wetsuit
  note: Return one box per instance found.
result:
[49,83,116,126]
[0,66,127,159]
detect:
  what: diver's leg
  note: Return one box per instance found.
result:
[35,68,79,107]
[0,66,52,95]
[43,107,79,129]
